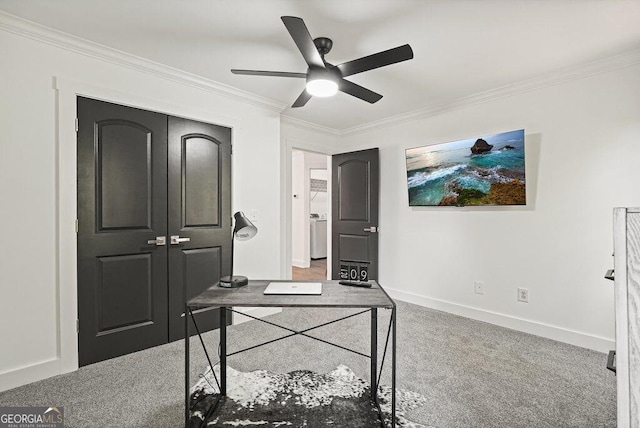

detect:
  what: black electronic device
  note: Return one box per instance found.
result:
[339,280,372,288]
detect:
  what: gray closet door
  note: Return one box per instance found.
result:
[167,116,232,341]
[77,97,169,366]
[77,98,232,365]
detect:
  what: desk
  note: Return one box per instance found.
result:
[185,280,397,427]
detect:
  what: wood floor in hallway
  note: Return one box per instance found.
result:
[292,258,327,281]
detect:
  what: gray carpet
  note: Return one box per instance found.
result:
[0,300,616,427]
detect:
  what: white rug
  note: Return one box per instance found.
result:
[188,365,431,427]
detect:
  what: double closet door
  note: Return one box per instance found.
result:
[77,97,231,366]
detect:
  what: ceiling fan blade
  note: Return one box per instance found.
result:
[338,79,383,104]
[231,69,307,78]
[337,44,414,77]
[291,89,312,108]
[281,16,325,69]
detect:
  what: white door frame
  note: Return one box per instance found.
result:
[281,138,337,280]
[55,76,240,375]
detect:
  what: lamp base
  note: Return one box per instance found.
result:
[219,275,249,288]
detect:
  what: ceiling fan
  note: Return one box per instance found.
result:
[231,16,414,108]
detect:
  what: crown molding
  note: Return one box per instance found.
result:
[0,11,288,113]
[2,11,639,135]
[340,48,640,137]
[280,115,342,137]
[284,46,640,137]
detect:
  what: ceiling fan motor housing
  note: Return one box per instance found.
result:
[314,37,333,57]
[306,65,341,83]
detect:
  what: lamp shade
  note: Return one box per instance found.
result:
[233,211,257,241]
[218,211,257,288]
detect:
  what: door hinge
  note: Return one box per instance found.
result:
[76,319,79,334]
[75,118,79,132]
[230,144,233,155]
[75,219,79,233]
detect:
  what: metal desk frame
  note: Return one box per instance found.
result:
[184,280,397,427]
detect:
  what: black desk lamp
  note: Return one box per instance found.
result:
[219,211,257,288]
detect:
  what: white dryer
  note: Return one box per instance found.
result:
[310,218,327,259]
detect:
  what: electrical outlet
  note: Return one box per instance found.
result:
[474,281,484,295]
[517,288,529,303]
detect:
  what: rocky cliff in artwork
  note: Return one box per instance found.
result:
[437,179,526,206]
[470,138,493,154]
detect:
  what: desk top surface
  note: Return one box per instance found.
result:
[187,280,394,309]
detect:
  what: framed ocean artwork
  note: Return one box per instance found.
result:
[405,129,526,206]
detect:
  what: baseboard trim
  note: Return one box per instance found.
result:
[233,307,282,325]
[0,308,283,392]
[292,259,310,268]
[0,358,61,393]
[385,286,614,353]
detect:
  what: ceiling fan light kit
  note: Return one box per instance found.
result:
[306,78,338,97]
[231,16,414,108]
[305,66,340,97]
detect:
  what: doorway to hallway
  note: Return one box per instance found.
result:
[291,149,329,281]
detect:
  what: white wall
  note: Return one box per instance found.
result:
[0,25,283,389]
[339,64,640,352]
[291,150,307,267]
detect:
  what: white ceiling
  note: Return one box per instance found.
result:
[1,0,640,131]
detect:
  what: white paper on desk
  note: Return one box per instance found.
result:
[263,282,322,295]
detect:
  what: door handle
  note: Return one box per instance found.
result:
[364,227,378,233]
[170,235,191,245]
[147,236,166,246]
